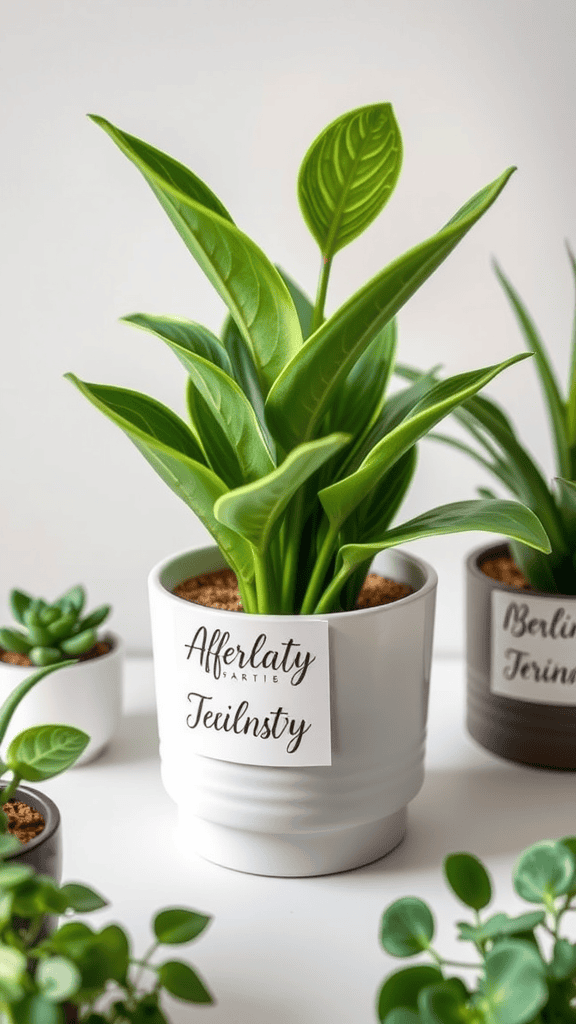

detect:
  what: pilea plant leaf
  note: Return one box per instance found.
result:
[6,725,89,781]
[265,166,516,450]
[214,433,351,553]
[89,115,303,395]
[417,981,468,1024]
[65,374,254,584]
[444,852,492,911]
[380,897,435,957]
[157,960,213,1003]
[153,908,211,945]
[481,940,547,1024]
[513,840,576,904]
[122,313,233,376]
[37,956,81,1002]
[59,883,108,913]
[377,965,443,1022]
[457,910,545,944]
[319,355,532,530]
[298,102,403,261]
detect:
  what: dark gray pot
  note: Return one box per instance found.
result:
[2,784,62,940]
[466,541,576,769]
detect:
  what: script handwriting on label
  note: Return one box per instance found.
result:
[491,592,576,705]
[171,608,332,766]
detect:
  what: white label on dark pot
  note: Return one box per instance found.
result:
[172,606,332,766]
[491,591,576,705]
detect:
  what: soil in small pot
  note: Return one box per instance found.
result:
[0,635,115,668]
[479,553,531,591]
[2,799,45,843]
[173,568,412,610]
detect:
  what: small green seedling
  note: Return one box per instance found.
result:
[378,837,576,1024]
[0,586,111,666]
[0,662,89,834]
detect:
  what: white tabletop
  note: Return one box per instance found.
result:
[40,655,576,1024]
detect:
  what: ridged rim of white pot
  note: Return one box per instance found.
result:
[149,545,438,616]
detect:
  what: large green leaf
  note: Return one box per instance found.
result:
[214,433,351,553]
[6,725,89,781]
[66,375,254,583]
[481,940,547,1024]
[122,313,233,374]
[298,103,403,259]
[495,261,570,478]
[90,116,303,393]
[319,355,530,529]
[266,167,515,449]
[221,315,268,428]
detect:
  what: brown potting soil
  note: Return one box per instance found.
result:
[3,799,45,843]
[173,568,412,610]
[480,554,531,590]
[0,637,114,668]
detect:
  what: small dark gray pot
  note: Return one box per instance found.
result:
[2,785,62,940]
[466,541,576,770]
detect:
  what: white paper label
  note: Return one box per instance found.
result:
[172,606,332,766]
[491,590,576,705]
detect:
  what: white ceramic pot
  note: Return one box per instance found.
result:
[148,547,437,877]
[0,634,123,765]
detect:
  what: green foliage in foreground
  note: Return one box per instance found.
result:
[0,586,110,666]
[68,103,550,613]
[401,248,576,593]
[0,833,213,1022]
[378,837,576,1024]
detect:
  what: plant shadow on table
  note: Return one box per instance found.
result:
[358,761,576,876]
[93,710,160,765]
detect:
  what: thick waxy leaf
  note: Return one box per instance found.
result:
[122,313,233,375]
[0,661,76,747]
[66,374,254,583]
[444,852,492,910]
[60,882,108,912]
[37,956,81,1002]
[380,898,434,957]
[0,628,33,654]
[54,585,85,614]
[481,940,547,1024]
[298,103,402,259]
[9,590,32,625]
[158,960,213,1003]
[7,725,89,780]
[153,907,211,945]
[513,840,576,903]
[155,345,274,484]
[90,116,302,393]
[214,433,350,553]
[77,605,111,632]
[495,261,570,478]
[378,966,443,1023]
[457,911,545,944]
[319,356,531,528]
[266,167,515,449]
[60,628,97,655]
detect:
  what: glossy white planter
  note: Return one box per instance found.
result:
[149,547,437,876]
[0,634,123,765]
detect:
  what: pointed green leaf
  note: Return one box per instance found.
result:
[9,590,32,626]
[76,605,111,633]
[54,585,85,614]
[214,433,351,553]
[6,725,90,780]
[266,167,516,449]
[90,115,302,393]
[329,319,397,438]
[59,883,108,912]
[513,840,576,903]
[158,960,213,1003]
[444,852,492,910]
[122,313,233,374]
[481,940,547,1024]
[153,908,211,944]
[275,267,314,339]
[380,897,435,957]
[320,355,530,528]
[378,966,443,1023]
[65,374,254,583]
[0,628,33,654]
[298,103,402,259]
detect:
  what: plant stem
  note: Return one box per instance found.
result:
[0,774,21,806]
[300,522,340,615]
[311,255,332,333]
[254,551,273,614]
[280,490,306,613]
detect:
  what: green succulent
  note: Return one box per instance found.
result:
[399,247,576,593]
[67,103,551,614]
[378,837,576,1024]
[0,587,111,667]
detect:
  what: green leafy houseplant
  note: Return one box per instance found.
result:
[0,662,88,835]
[402,248,576,594]
[0,838,213,1023]
[67,103,551,614]
[0,587,111,667]
[378,837,576,1024]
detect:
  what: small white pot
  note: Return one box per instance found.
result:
[149,546,437,877]
[0,634,123,766]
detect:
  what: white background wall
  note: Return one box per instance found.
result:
[2,0,576,655]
